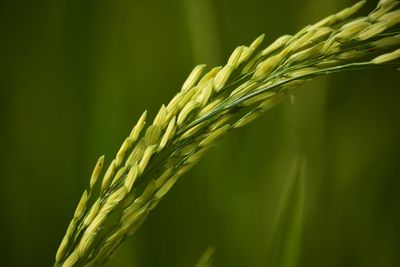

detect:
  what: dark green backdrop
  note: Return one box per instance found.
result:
[1,0,399,266]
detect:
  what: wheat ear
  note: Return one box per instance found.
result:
[55,1,400,266]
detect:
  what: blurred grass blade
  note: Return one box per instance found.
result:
[268,160,306,267]
[194,247,215,267]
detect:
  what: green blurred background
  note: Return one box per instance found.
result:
[1,0,399,266]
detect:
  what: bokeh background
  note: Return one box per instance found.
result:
[1,0,399,266]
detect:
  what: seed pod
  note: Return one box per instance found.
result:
[154,175,178,199]
[155,168,174,189]
[111,166,127,186]
[89,155,105,189]
[357,22,387,40]
[287,43,323,64]
[227,46,244,67]
[370,0,398,21]
[62,251,79,267]
[372,34,400,48]
[124,162,139,192]
[214,65,234,92]
[125,140,146,167]
[253,56,279,79]
[336,21,370,41]
[379,9,400,28]
[185,147,210,164]
[129,110,147,141]
[309,27,333,43]
[153,104,167,127]
[234,111,262,128]
[250,34,265,49]
[197,97,224,118]
[158,116,177,151]
[336,0,366,21]
[101,159,116,191]
[177,100,199,126]
[74,190,88,219]
[144,125,161,146]
[179,121,206,140]
[198,66,222,88]
[238,47,255,65]
[115,138,132,167]
[196,79,214,107]
[138,145,156,174]
[83,199,101,227]
[199,124,230,147]
[371,48,400,64]
[261,35,292,56]
[181,64,206,92]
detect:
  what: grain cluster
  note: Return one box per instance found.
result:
[55,1,400,266]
